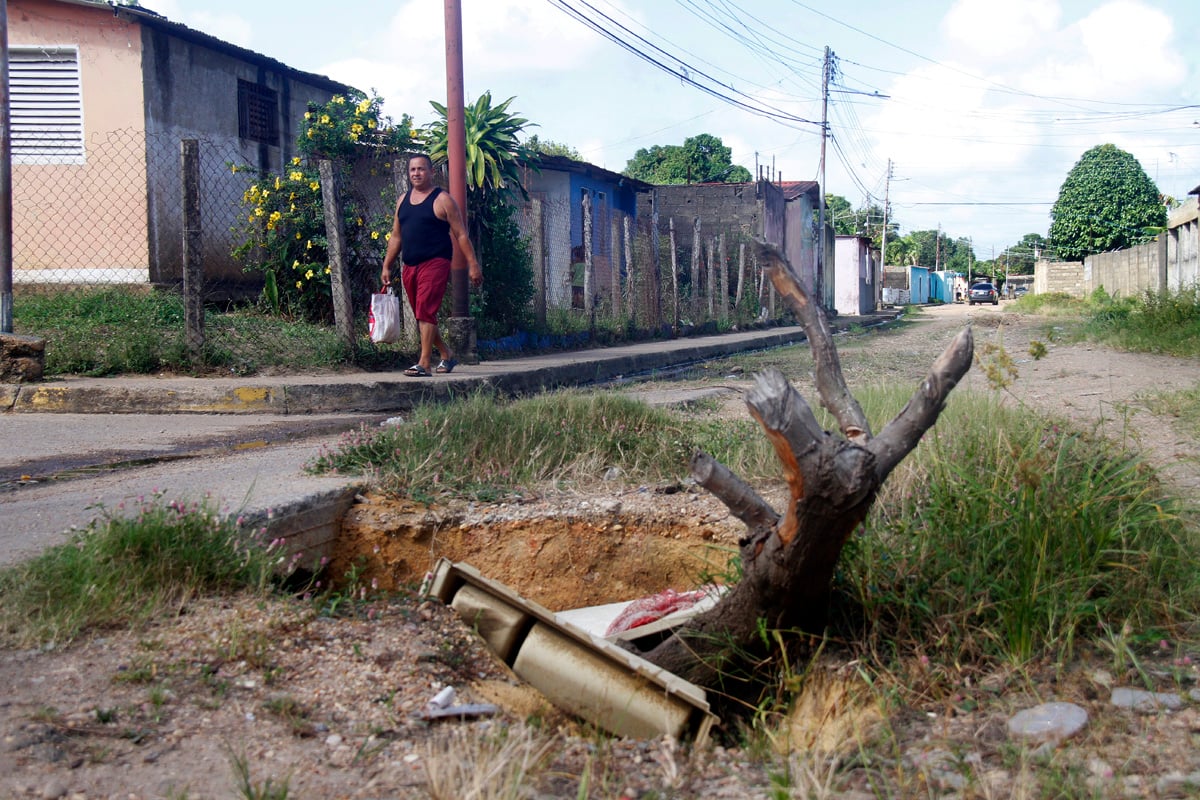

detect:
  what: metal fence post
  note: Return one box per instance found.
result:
[318,159,355,352]
[181,139,205,364]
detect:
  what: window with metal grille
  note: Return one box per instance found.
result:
[9,46,85,164]
[238,79,279,145]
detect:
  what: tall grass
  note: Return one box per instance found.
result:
[0,494,274,647]
[310,390,779,500]
[1041,284,1200,357]
[836,389,1200,666]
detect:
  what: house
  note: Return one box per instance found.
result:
[519,155,652,311]
[9,0,357,292]
[908,266,931,304]
[779,181,823,306]
[832,235,878,316]
[930,270,965,303]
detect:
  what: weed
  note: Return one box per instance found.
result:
[423,724,555,799]
[229,750,291,800]
[0,492,275,647]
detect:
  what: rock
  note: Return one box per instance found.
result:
[325,733,343,748]
[1110,687,1182,712]
[1006,702,1088,744]
[41,779,68,800]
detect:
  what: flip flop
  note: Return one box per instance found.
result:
[435,358,458,374]
[403,364,431,377]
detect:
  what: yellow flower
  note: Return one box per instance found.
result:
[332,95,345,104]
[296,280,303,289]
[248,214,255,222]
[305,269,315,280]
[290,203,295,212]
[367,119,376,129]
[254,207,264,217]
[324,266,331,275]
[307,129,314,138]
[304,111,312,120]
[356,217,363,226]
[356,98,371,114]
[274,176,281,190]
[306,240,313,250]
[292,260,300,269]
[292,156,301,166]
[384,162,391,169]
[309,181,320,191]
[295,232,302,240]
[349,132,359,141]
[350,123,363,134]
[371,231,380,240]
[289,171,303,182]
[268,211,282,223]
[320,114,330,125]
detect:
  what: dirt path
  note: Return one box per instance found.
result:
[3,305,1200,799]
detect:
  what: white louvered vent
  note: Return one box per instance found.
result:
[10,46,85,164]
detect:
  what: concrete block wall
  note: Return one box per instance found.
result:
[1084,236,1165,298]
[1034,260,1085,297]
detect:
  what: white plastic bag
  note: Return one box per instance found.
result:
[368,291,401,344]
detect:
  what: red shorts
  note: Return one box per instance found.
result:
[401,257,451,324]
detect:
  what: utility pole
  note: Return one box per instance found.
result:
[443,0,475,358]
[880,158,891,269]
[816,46,834,310]
[935,223,941,271]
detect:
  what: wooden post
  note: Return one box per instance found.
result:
[531,197,547,326]
[735,241,746,310]
[706,237,716,319]
[650,211,662,329]
[669,217,680,332]
[180,139,204,365]
[319,159,355,351]
[582,191,594,313]
[623,214,634,324]
[610,214,622,318]
[715,231,724,321]
[691,217,701,319]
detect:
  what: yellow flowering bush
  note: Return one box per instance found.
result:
[232,91,417,322]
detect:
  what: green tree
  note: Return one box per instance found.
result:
[623,133,752,184]
[999,233,1046,275]
[1049,144,1166,261]
[424,93,537,337]
[826,194,855,235]
[524,134,581,160]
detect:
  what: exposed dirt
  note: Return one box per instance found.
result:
[4,302,1200,799]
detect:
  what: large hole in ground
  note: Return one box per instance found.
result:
[329,488,747,611]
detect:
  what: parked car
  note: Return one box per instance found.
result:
[969,282,998,305]
[1014,285,1028,297]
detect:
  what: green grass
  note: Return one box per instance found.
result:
[310,389,780,501]
[1029,285,1200,357]
[0,494,275,647]
[13,287,359,376]
[835,388,1200,667]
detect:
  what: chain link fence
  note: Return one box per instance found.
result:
[12,129,787,376]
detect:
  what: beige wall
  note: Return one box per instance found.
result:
[10,0,149,281]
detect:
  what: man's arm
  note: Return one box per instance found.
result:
[380,198,403,288]
[435,192,484,287]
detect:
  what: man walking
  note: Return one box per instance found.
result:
[381,154,483,377]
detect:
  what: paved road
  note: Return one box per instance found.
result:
[0,316,900,565]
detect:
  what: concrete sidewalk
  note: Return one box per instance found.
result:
[0,316,895,564]
[2,323,821,415]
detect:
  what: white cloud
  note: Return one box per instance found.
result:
[941,0,1060,63]
[144,1,255,48]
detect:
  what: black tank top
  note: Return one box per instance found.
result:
[397,186,453,265]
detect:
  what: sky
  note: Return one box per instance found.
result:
[147,0,1200,259]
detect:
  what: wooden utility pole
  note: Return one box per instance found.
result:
[816,46,833,311]
[0,1,13,333]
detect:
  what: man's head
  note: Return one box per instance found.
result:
[408,154,434,188]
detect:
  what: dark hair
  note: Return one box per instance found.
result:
[408,153,433,168]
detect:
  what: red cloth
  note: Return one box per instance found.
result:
[604,588,711,637]
[401,257,451,324]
